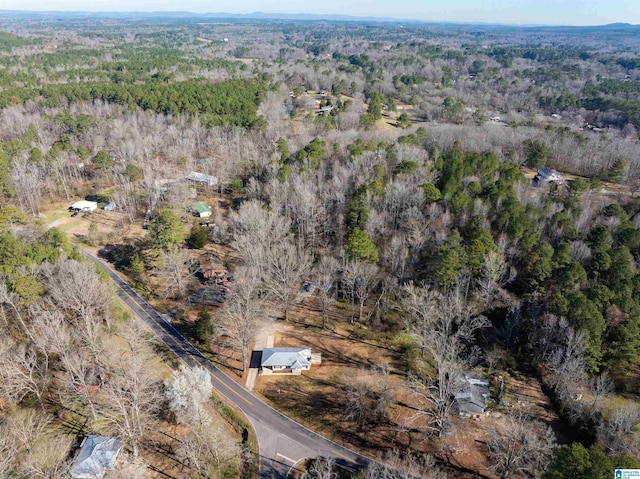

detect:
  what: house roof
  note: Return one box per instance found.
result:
[187,171,218,185]
[72,200,98,211]
[537,167,563,181]
[70,435,122,479]
[455,372,490,415]
[261,348,311,369]
[193,201,212,214]
[200,259,226,277]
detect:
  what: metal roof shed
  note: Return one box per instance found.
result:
[187,171,218,186]
[70,435,122,479]
[193,201,212,218]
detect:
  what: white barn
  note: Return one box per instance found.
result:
[71,200,98,212]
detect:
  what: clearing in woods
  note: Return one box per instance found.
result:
[247,296,562,476]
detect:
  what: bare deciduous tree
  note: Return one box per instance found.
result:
[314,256,339,329]
[540,316,588,398]
[11,155,44,216]
[402,282,488,436]
[0,279,28,333]
[353,261,380,323]
[231,199,311,320]
[20,430,73,479]
[597,404,640,456]
[303,456,337,479]
[105,453,150,479]
[477,250,515,307]
[2,409,72,479]
[40,259,112,352]
[230,199,291,269]
[341,366,393,431]
[165,364,212,426]
[0,421,18,478]
[100,323,163,457]
[484,411,556,479]
[216,267,262,372]
[0,339,50,405]
[588,372,613,415]
[178,421,241,479]
[155,246,196,300]
[341,262,358,323]
[113,173,141,223]
[364,449,441,479]
[263,240,312,321]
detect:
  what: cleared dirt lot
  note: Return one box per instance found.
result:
[44,202,145,243]
[248,303,561,477]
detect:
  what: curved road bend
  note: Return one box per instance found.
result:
[83,250,370,478]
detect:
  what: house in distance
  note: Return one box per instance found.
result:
[71,200,98,212]
[534,166,564,185]
[187,171,218,187]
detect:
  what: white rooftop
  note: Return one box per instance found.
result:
[261,348,311,369]
[71,200,98,211]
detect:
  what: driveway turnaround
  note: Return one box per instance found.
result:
[83,250,370,478]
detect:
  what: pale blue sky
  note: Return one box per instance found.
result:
[1,0,639,26]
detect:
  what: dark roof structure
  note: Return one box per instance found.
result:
[455,372,490,415]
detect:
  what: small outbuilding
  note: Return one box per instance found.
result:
[71,201,98,212]
[103,202,116,211]
[261,348,316,375]
[70,435,122,479]
[192,201,212,218]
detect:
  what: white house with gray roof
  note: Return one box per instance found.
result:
[261,348,314,375]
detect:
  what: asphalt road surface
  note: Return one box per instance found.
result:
[83,250,370,478]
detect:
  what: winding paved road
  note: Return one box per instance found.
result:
[83,250,370,478]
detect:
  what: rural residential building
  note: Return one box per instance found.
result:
[187,171,218,187]
[455,372,490,417]
[534,166,564,185]
[261,348,319,375]
[70,435,122,479]
[200,258,227,281]
[71,200,98,212]
[192,201,212,218]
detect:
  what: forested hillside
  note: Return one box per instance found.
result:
[0,13,638,479]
